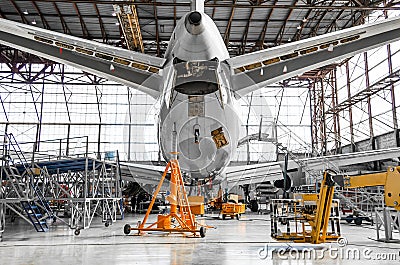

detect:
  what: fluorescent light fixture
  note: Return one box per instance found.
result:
[23,9,29,15]
[31,19,37,25]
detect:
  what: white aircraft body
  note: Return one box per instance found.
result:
[1,0,400,187]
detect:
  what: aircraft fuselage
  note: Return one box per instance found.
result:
[158,10,241,181]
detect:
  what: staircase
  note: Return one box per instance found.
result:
[20,201,48,232]
[3,133,55,231]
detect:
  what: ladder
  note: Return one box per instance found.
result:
[114,3,144,52]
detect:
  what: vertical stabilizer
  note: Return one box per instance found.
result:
[191,0,204,12]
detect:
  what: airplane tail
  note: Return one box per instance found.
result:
[191,0,204,12]
[185,11,205,35]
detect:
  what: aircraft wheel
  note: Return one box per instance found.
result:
[199,227,206,238]
[345,216,353,223]
[222,214,226,220]
[74,229,80,236]
[124,224,131,235]
[355,217,362,226]
[250,200,259,212]
[231,215,234,219]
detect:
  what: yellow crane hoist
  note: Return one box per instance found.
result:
[271,170,341,244]
[271,166,400,244]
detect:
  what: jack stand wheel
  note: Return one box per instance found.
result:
[105,222,110,227]
[124,224,131,235]
[199,227,206,238]
[74,229,80,236]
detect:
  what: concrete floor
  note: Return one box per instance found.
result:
[0,212,399,265]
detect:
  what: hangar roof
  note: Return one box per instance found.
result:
[0,0,393,58]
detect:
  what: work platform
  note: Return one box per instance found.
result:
[15,157,116,175]
[0,134,123,238]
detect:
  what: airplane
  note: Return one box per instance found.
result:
[1,0,400,195]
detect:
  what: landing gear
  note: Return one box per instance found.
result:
[250,200,259,212]
[105,221,110,227]
[74,229,80,236]
[345,215,353,223]
[355,217,363,226]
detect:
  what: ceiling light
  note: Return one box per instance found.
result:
[288,37,291,42]
[328,44,334,52]
[297,25,302,30]
[115,22,120,26]
[31,19,37,25]
[23,9,29,15]
[302,17,308,23]
[112,12,117,17]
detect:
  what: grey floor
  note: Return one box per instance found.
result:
[0,212,399,265]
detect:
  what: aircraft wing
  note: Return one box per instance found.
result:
[0,18,166,98]
[118,147,400,187]
[119,162,166,186]
[227,16,400,97]
[224,147,400,186]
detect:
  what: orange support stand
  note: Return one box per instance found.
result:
[123,159,206,237]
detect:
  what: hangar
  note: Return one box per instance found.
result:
[1,0,400,264]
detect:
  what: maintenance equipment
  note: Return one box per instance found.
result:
[270,170,341,244]
[271,166,400,244]
[334,166,400,242]
[123,158,206,237]
[221,202,246,220]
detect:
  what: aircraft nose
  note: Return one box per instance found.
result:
[188,11,202,25]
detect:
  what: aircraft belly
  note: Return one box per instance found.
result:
[160,94,239,179]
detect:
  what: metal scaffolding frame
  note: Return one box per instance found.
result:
[0,133,123,237]
[309,39,400,156]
